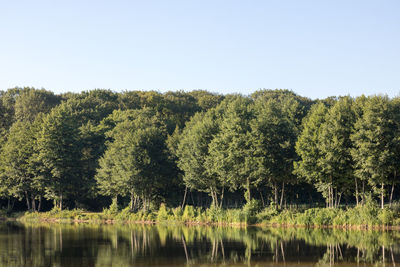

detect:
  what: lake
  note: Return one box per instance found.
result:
[0,221,398,266]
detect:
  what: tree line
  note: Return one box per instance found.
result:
[0,87,398,211]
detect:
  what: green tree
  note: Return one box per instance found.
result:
[351,96,400,209]
[294,103,328,205]
[0,116,46,211]
[61,89,120,208]
[0,88,23,145]
[36,103,82,209]
[207,96,255,203]
[250,96,299,208]
[188,90,225,111]
[295,98,356,207]
[14,88,61,122]
[176,103,226,206]
[251,89,314,127]
[317,96,356,207]
[96,109,171,211]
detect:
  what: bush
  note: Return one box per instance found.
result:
[157,204,170,221]
[307,208,338,226]
[269,209,297,225]
[378,208,395,226]
[103,198,119,217]
[332,209,348,226]
[242,199,261,224]
[206,205,223,223]
[115,206,132,221]
[172,207,183,221]
[257,204,279,223]
[224,208,244,224]
[345,199,379,226]
[196,210,208,223]
[182,205,196,222]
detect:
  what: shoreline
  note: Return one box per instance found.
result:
[9,214,400,231]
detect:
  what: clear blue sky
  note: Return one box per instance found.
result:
[0,0,399,99]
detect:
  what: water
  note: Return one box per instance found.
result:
[0,221,399,266]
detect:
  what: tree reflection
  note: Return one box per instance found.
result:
[0,222,399,266]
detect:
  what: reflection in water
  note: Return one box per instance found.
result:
[0,222,399,266]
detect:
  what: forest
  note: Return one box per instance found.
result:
[0,87,399,221]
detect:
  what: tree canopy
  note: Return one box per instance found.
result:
[0,87,399,212]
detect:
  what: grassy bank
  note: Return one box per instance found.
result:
[15,199,400,228]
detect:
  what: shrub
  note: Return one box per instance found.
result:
[157,203,170,221]
[242,199,261,224]
[378,208,395,226]
[224,208,244,224]
[182,205,196,222]
[194,208,207,223]
[332,209,348,226]
[269,209,297,225]
[257,204,279,223]
[206,205,223,222]
[103,198,119,216]
[172,207,183,221]
[115,206,132,220]
[345,199,379,226]
[312,208,338,226]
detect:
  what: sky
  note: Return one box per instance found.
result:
[0,0,399,99]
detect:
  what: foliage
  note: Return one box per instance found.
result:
[36,102,82,209]
[351,96,400,208]
[1,88,400,221]
[96,109,173,211]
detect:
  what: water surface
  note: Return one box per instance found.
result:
[0,221,399,266]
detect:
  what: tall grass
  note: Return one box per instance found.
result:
[17,199,400,227]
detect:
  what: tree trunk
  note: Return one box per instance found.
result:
[279,182,285,209]
[259,191,265,207]
[25,192,31,210]
[246,178,251,202]
[335,188,338,208]
[362,180,365,205]
[327,186,331,208]
[133,196,138,211]
[59,193,63,210]
[219,187,224,208]
[337,193,342,207]
[210,188,215,207]
[331,185,334,208]
[274,182,278,208]
[130,191,135,210]
[210,189,217,207]
[31,196,36,212]
[389,182,395,208]
[355,177,359,206]
[381,183,385,209]
[38,196,42,212]
[213,191,216,207]
[326,187,329,208]
[181,186,188,209]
